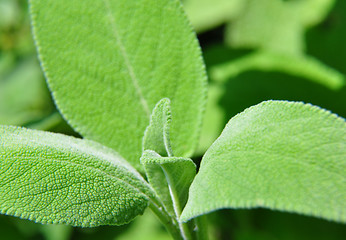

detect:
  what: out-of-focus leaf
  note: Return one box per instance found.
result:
[0,53,15,76]
[195,83,225,156]
[0,57,54,126]
[225,0,304,55]
[117,210,172,240]
[225,0,336,54]
[40,225,72,240]
[0,0,20,28]
[211,50,344,89]
[300,0,336,27]
[182,0,245,33]
[25,112,67,131]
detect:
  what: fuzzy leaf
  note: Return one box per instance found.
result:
[30,0,207,169]
[143,98,172,157]
[181,101,346,223]
[141,150,196,219]
[0,125,152,227]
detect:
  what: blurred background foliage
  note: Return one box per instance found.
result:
[0,0,345,239]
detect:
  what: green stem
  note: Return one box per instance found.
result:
[149,200,183,240]
[160,165,194,240]
[149,190,198,240]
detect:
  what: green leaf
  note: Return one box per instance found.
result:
[0,125,153,227]
[210,50,345,90]
[30,0,207,169]
[143,98,172,157]
[181,101,346,223]
[141,150,196,220]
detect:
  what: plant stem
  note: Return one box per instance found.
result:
[160,165,194,240]
[149,200,183,240]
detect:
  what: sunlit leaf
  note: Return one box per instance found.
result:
[0,125,152,226]
[181,101,346,223]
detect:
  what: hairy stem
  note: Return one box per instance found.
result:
[149,200,183,240]
[160,165,193,240]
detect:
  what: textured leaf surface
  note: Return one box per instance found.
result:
[30,0,207,169]
[143,98,172,157]
[0,125,152,226]
[141,150,196,219]
[181,101,346,223]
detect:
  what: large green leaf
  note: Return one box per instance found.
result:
[30,0,207,169]
[0,125,152,226]
[181,101,346,223]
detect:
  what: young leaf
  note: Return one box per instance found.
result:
[0,125,153,227]
[141,150,196,219]
[30,0,207,169]
[143,98,172,157]
[181,101,346,223]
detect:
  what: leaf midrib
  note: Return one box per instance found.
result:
[102,0,150,118]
